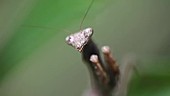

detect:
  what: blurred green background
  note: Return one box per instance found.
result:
[0,0,170,96]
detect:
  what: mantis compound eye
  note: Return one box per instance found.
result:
[65,28,93,52]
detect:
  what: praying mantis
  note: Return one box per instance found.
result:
[65,0,137,96]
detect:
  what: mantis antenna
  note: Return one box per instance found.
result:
[79,0,94,30]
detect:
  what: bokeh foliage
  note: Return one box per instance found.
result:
[0,0,170,96]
